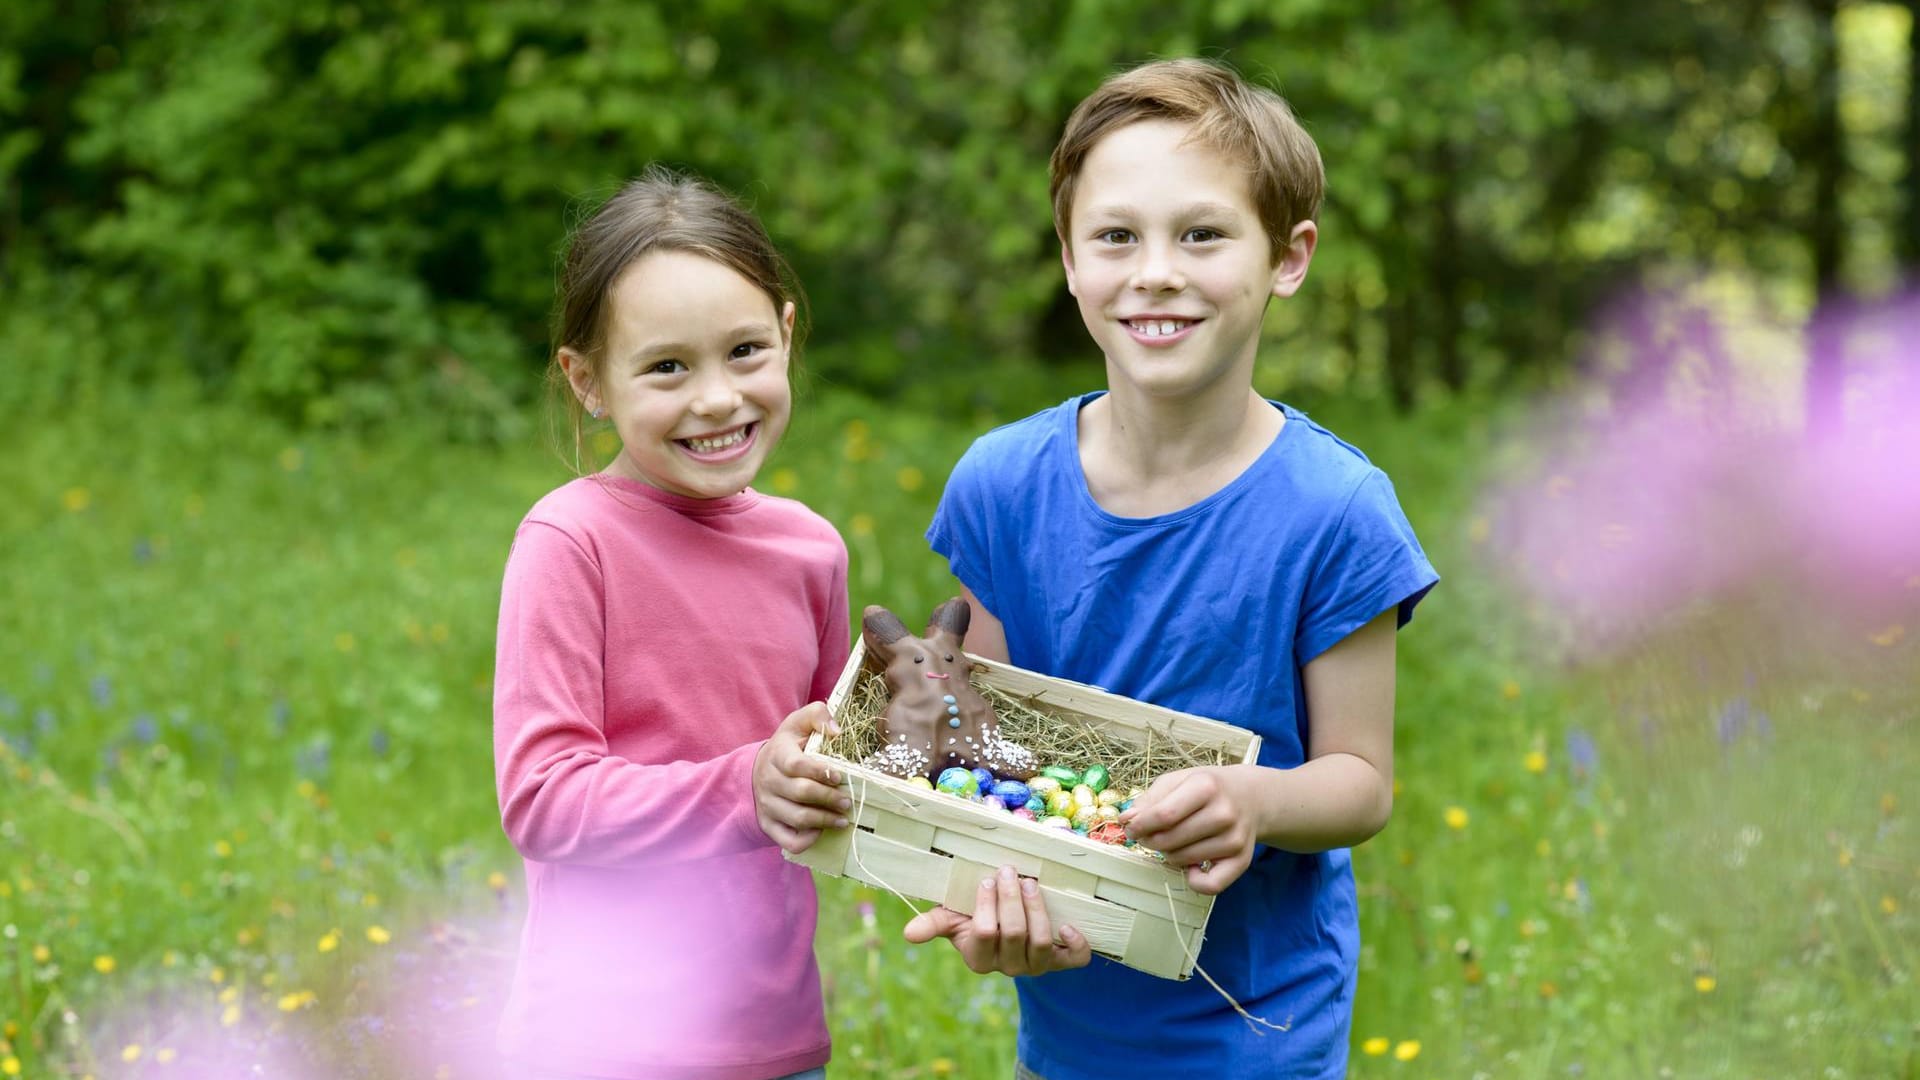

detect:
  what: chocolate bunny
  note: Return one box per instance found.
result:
[860,598,1038,783]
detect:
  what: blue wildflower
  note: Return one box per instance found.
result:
[296,740,331,778]
[132,538,154,564]
[369,728,390,757]
[130,713,158,744]
[33,708,55,733]
[271,698,291,735]
[1565,730,1597,777]
[90,675,113,707]
[0,691,17,718]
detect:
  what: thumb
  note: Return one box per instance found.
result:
[902,906,969,945]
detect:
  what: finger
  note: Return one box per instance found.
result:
[903,906,970,945]
[1121,770,1206,838]
[777,773,853,812]
[992,867,1028,971]
[761,819,818,855]
[960,876,1003,974]
[1049,922,1092,969]
[1184,851,1248,896]
[771,800,850,833]
[1016,874,1059,973]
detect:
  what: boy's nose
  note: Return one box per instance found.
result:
[1132,242,1185,292]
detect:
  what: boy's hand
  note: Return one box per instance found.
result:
[1119,765,1264,895]
[902,865,1090,975]
[752,702,850,854]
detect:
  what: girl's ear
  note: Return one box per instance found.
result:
[928,597,971,643]
[779,300,796,351]
[861,606,912,661]
[558,348,599,416]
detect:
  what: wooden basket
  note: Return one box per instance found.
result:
[784,638,1262,980]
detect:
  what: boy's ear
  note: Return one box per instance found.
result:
[1060,241,1079,298]
[1270,220,1318,300]
[558,348,600,416]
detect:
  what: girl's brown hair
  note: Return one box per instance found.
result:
[1049,58,1325,265]
[548,166,808,470]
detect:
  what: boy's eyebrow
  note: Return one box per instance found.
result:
[1081,200,1247,222]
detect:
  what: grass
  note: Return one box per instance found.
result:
[0,377,1913,1078]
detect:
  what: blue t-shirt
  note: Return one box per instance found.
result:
[926,393,1438,1080]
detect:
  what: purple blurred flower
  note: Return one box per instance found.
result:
[1565,730,1597,778]
[132,538,154,564]
[91,675,113,707]
[130,713,158,744]
[369,728,390,757]
[296,741,331,779]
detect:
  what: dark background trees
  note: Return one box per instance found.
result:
[2,0,1911,434]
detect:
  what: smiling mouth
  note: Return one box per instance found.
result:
[1122,318,1199,338]
[924,672,951,680]
[678,423,755,456]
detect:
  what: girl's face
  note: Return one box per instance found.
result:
[569,250,794,500]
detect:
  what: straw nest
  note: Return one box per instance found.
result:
[820,669,1234,794]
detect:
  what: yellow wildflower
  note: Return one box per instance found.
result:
[1394,1039,1422,1061]
[1540,981,1559,999]
[163,949,179,967]
[93,954,116,974]
[1524,750,1547,774]
[277,990,316,1012]
[849,513,875,537]
[214,839,233,857]
[896,466,924,492]
[769,467,799,493]
[122,1044,142,1063]
[1501,680,1521,700]
[334,631,357,653]
[487,871,508,891]
[317,931,339,953]
[1467,516,1489,544]
[430,622,449,643]
[1882,895,1898,915]
[1444,806,1469,830]
[1838,846,1854,868]
[1694,974,1716,993]
[31,944,49,963]
[363,892,381,908]
[219,986,239,1005]
[1882,793,1898,816]
[210,966,226,984]
[1,1055,18,1076]
[64,487,92,512]
[1361,1036,1390,1056]
[156,1048,176,1064]
[222,1003,241,1027]
[930,1059,954,1076]
[1868,625,1906,647]
[367,925,392,945]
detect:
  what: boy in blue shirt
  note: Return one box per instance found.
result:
[903,59,1439,1078]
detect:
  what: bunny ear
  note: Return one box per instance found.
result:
[861,606,913,659]
[928,596,972,641]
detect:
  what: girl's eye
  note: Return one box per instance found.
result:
[944,653,954,662]
[912,655,924,664]
[730,342,765,360]
[646,359,685,376]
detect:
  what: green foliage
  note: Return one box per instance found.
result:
[1,390,1914,1076]
[1,1,1912,431]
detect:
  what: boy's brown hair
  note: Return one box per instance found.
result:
[1049,58,1325,264]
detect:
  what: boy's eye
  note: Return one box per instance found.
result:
[1098,228,1134,245]
[1185,228,1221,243]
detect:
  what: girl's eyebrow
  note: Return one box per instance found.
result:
[622,321,777,363]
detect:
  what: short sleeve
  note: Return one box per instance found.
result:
[1295,469,1439,666]
[926,447,1001,620]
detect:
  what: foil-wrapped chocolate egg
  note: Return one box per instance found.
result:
[971,766,995,792]
[1011,807,1036,821]
[936,767,978,797]
[1040,815,1073,830]
[1096,788,1125,807]
[1081,764,1111,793]
[990,779,1031,807]
[1027,776,1063,800]
[1022,796,1047,816]
[1071,784,1097,812]
[1045,790,1076,817]
[1040,765,1081,787]
[909,775,935,790]
[982,795,1007,811]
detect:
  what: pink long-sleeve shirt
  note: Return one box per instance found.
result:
[492,473,849,1079]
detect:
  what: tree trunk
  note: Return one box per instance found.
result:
[1804,0,1846,441]
[1432,139,1466,392]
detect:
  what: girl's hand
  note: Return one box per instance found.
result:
[902,865,1090,975]
[752,702,850,853]
[1118,765,1264,895]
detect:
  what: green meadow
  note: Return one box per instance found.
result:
[1,381,1913,1079]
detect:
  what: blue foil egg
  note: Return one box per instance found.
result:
[1023,795,1047,815]
[971,767,995,791]
[989,779,1031,807]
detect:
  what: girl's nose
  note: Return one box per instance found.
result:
[689,369,744,417]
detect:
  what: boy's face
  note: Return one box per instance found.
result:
[1062,119,1313,402]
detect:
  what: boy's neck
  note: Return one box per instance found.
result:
[1077,382,1284,518]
